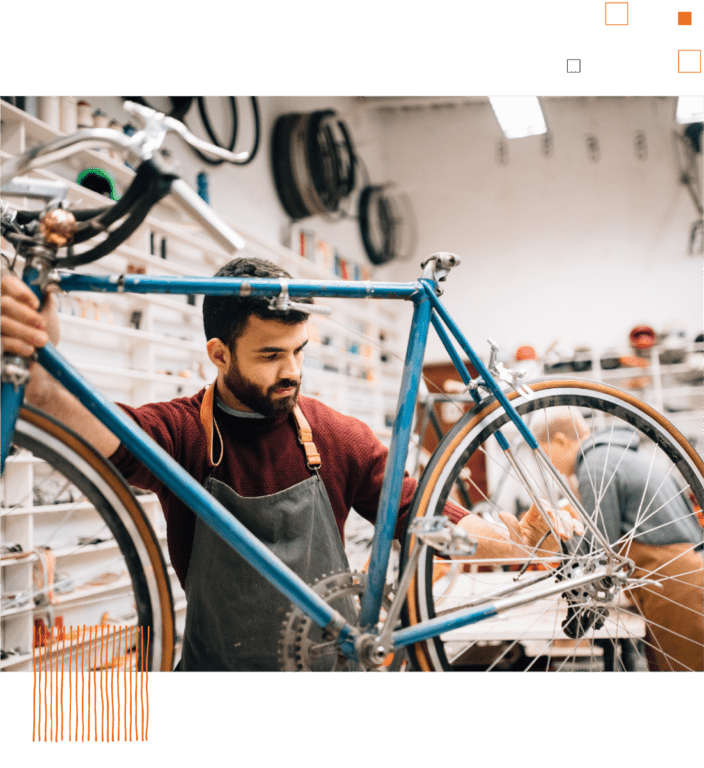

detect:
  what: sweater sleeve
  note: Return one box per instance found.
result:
[108,400,190,496]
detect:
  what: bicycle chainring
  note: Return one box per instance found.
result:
[278,571,395,672]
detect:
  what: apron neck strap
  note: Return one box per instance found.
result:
[200,381,224,468]
[292,404,322,471]
[199,381,322,471]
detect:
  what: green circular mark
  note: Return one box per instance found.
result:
[76,167,121,201]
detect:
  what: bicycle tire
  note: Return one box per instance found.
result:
[400,379,704,672]
[1,405,174,671]
[271,113,312,220]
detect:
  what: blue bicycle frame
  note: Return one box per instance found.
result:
[1,269,544,662]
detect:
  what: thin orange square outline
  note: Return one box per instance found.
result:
[678,12,692,26]
[678,49,702,73]
[605,2,629,25]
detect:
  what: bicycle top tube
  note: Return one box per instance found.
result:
[57,272,424,301]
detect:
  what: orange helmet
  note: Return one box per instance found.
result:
[629,326,656,350]
[515,345,537,361]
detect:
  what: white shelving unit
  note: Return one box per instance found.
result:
[1,100,405,670]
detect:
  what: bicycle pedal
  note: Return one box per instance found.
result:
[408,516,477,557]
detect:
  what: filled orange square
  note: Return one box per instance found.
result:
[679,12,692,25]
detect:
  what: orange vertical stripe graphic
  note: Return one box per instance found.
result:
[88,626,92,741]
[81,626,85,742]
[32,632,37,741]
[115,629,122,741]
[144,626,151,741]
[100,625,104,742]
[49,627,53,741]
[68,648,73,741]
[29,624,149,742]
[43,627,47,742]
[61,630,65,741]
[129,625,133,742]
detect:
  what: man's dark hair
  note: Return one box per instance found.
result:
[202,257,312,348]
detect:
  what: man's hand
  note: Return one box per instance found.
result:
[1,273,121,457]
[453,501,584,565]
[498,502,585,559]
[1,274,59,356]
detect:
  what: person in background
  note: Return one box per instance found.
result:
[533,407,704,671]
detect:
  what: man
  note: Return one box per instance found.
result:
[533,407,704,671]
[1,257,579,670]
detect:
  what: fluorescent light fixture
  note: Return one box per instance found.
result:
[676,96,704,124]
[489,96,547,139]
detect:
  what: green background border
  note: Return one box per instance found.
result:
[0,0,704,767]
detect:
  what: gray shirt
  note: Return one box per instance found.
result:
[575,426,703,547]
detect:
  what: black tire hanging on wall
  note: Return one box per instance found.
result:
[271,110,357,221]
[358,185,396,265]
[272,113,311,220]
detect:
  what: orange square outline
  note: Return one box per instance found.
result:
[678,49,702,73]
[605,2,629,25]
[678,12,692,26]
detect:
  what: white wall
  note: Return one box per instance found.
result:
[372,96,703,362]
[85,96,702,365]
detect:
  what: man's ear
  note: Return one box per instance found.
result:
[207,338,231,372]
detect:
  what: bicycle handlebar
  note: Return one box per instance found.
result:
[0,101,247,256]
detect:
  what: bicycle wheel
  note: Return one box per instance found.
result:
[1,405,174,671]
[401,379,704,672]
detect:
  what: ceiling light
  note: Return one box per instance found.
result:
[489,96,547,139]
[676,96,704,124]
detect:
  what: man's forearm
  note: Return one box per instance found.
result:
[25,363,122,457]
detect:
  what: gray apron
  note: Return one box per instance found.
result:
[179,386,355,671]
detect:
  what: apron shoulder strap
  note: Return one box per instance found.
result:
[200,381,321,472]
[200,381,224,468]
[292,404,322,471]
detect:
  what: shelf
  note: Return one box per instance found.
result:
[71,363,209,388]
[2,494,158,518]
[1,101,133,179]
[59,314,206,353]
[1,537,121,567]
[2,499,97,518]
[0,652,33,670]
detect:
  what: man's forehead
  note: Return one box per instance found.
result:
[239,315,309,348]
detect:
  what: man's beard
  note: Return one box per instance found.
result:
[223,362,300,418]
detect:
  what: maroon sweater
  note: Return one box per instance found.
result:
[109,391,466,589]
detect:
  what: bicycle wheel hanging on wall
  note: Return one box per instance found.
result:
[271,110,357,220]
[358,184,417,265]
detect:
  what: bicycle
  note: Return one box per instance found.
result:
[2,101,703,672]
